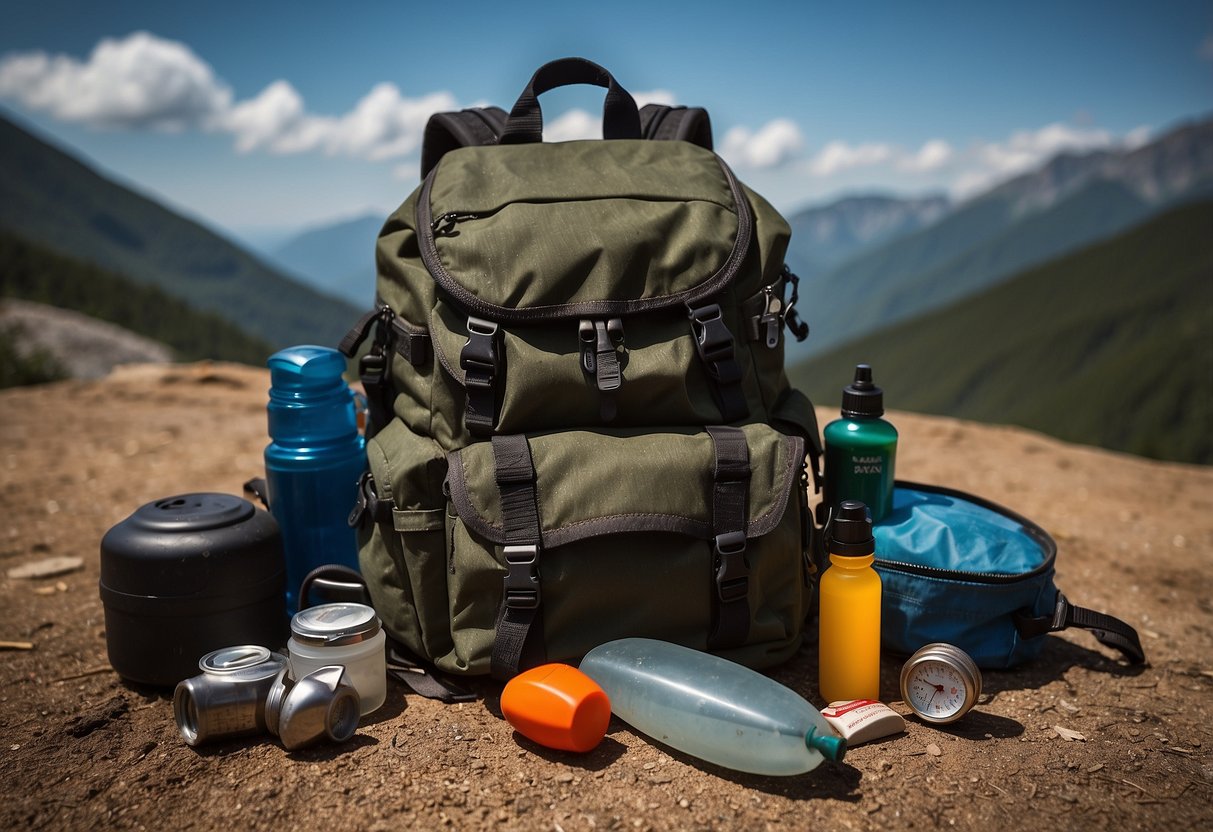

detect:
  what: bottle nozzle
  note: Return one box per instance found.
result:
[806,725,847,762]
[841,363,884,418]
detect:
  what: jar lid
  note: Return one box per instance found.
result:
[198,645,288,681]
[290,603,381,647]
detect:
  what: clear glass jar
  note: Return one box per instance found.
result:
[287,603,386,715]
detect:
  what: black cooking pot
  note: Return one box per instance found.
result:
[99,493,287,686]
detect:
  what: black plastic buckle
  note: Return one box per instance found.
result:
[461,316,499,386]
[690,305,741,383]
[579,318,624,392]
[713,530,749,603]
[503,544,541,609]
[358,347,386,386]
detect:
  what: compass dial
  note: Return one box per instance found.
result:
[899,643,982,724]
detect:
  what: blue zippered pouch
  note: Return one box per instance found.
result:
[872,482,1144,669]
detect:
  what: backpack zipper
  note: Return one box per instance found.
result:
[416,154,754,322]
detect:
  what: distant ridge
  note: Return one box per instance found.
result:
[789,201,1213,465]
[785,193,951,278]
[789,115,1213,360]
[0,112,361,350]
[271,213,383,307]
[0,229,273,365]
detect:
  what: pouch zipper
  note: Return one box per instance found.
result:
[416,154,754,322]
[873,556,1055,585]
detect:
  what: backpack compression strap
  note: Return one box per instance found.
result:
[706,426,751,650]
[1013,592,1146,665]
[490,434,547,679]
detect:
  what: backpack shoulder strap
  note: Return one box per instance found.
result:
[639,104,714,150]
[420,106,509,179]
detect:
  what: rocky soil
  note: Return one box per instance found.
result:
[1,362,1210,830]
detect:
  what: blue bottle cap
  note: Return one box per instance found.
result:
[266,346,358,444]
[268,346,348,390]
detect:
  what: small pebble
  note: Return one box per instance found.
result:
[926,743,942,757]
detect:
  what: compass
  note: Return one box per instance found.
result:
[899,643,982,724]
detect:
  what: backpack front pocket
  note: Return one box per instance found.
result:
[359,417,453,662]
[436,423,808,675]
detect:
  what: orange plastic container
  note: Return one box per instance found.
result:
[500,663,611,752]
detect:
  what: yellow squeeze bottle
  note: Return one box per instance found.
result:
[818,500,882,703]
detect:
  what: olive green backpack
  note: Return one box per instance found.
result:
[340,58,823,686]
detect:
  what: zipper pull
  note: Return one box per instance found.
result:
[431,212,480,237]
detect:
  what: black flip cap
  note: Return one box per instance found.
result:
[841,364,884,418]
[829,500,875,556]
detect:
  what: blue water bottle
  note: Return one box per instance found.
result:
[265,346,367,615]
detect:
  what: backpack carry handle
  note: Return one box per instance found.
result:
[499,57,641,145]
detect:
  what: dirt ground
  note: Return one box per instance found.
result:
[1,361,1211,831]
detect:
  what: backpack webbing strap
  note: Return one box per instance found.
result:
[690,304,749,422]
[490,434,547,679]
[639,104,714,150]
[706,426,751,650]
[499,57,641,146]
[420,106,509,179]
[1013,592,1146,665]
[387,641,477,703]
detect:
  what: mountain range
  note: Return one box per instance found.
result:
[0,112,360,350]
[270,214,383,307]
[786,116,1213,359]
[784,193,951,279]
[789,200,1213,465]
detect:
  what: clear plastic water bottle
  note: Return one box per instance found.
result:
[579,638,845,776]
[265,346,366,615]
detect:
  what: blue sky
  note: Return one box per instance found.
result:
[1,0,1210,248]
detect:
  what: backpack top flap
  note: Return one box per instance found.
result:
[417,139,752,321]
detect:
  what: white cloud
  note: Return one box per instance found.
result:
[721,118,805,169]
[0,31,231,130]
[543,108,601,142]
[0,31,457,163]
[222,80,305,152]
[898,139,954,173]
[975,122,1114,178]
[805,140,894,176]
[948,122,1132,197]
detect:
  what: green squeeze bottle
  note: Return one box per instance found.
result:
[824,364,898,523]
